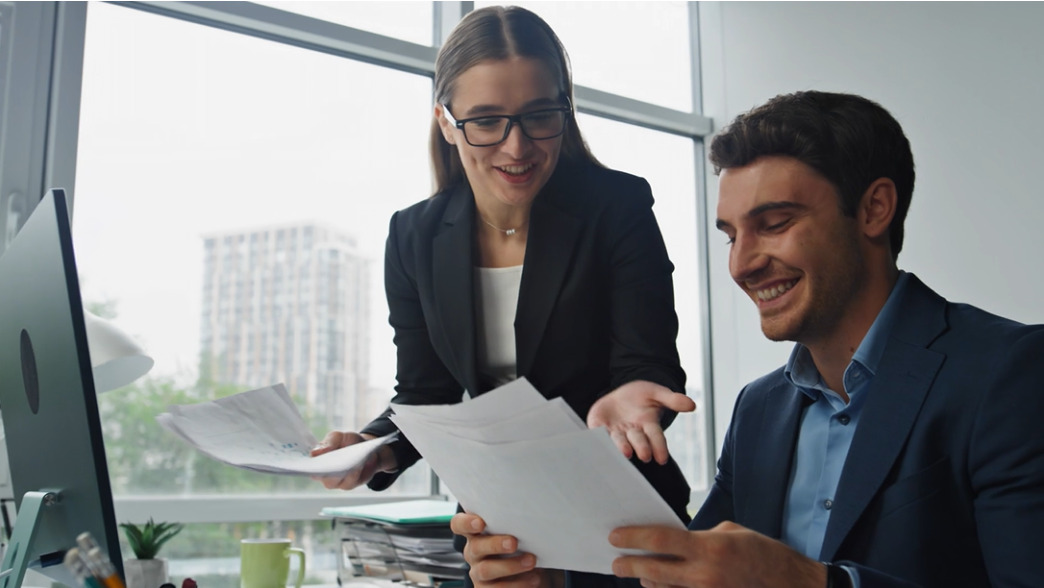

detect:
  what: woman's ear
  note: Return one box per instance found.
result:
[859,177,897,240]
[434,104,456,145]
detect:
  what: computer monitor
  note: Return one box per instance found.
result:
[0,189,123,587]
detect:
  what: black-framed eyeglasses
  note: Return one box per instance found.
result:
[442,99,573,147]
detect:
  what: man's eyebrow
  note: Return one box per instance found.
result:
[747,201,805,217]
[715,201,805,231]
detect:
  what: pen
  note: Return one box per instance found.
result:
[76,532,100,555]
[63,548,102,588]
[86,547,126,588]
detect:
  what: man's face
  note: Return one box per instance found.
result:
[715,156,866,346]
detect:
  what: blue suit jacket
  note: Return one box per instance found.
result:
[692,275,1044,588]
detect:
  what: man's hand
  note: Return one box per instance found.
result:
[587,380,696,464]
[450,512,559,588]
[610,521,826,588]
[310,431,397,490]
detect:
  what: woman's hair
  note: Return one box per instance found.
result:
[430,5,601,194]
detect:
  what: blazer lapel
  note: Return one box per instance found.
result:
[741,382,808,538]
[514,179,583,378]
[819,276,947,560]
[431,185,480,396]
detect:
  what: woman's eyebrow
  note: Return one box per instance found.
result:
[462,97,560,116]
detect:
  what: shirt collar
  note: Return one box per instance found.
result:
[784,271,911,398]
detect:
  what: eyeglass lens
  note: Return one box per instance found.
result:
[464,110,567,146]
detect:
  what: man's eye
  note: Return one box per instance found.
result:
[765,219,790,232]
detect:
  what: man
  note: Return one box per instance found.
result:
[453,91,1044,587]
[606,91,1044,587]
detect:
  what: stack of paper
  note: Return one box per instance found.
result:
[323,500,466,581]
[321,499,457,525]
[156,384,395,476]
[389,378,685,575]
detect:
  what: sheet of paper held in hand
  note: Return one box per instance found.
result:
[389,378,686,575]
[156,383,395,476]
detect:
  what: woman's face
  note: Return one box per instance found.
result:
[436,57,565,212]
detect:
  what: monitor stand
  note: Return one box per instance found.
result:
[1,490,60,588]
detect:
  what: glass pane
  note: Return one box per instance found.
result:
[75,3,433,498]
[474,1,693,112]
[578,114,708,490]
[259,1,433,46]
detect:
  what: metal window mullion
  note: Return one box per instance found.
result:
[114,493,440,525]
[44,2,87,217]
[0,2,58,255]
[688,1,717,491]
[113,1,438,77]
[574,85,712,138]
[433,1,471,48]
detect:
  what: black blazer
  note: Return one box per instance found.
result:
[362,161,691,521]
[692,275,1044,587]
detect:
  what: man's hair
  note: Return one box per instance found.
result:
[709,91,915,260]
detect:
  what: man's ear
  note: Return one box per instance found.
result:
[434,104,456,145]
[859,177,897,240]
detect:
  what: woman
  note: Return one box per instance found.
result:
[312,5,693,586]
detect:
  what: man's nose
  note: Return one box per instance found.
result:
[729,232,769,282]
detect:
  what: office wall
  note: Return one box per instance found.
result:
[698,2,1044,450]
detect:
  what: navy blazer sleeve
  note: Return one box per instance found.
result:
[602,178,686,400]
[361,208,466,489]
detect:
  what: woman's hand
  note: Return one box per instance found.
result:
[451,512,558,588]
[309,431,397,490]
[587,380,696,464]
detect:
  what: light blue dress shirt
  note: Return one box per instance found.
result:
[781,272,910,586]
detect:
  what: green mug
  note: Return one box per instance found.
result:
[240,538,306,588]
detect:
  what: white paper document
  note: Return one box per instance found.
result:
[157,383,395,476]
[389,377,686,575]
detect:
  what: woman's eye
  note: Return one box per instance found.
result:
[470,117,502,129]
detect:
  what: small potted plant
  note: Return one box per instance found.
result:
[119,518,184,588]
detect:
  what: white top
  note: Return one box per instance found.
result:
[474,265,523,388]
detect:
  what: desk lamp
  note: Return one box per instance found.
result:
[0,310,153,501]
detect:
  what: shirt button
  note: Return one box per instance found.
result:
[824,499,834,510]
[838,415,851,425]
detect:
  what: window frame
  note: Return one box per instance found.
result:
[11,0,717,524]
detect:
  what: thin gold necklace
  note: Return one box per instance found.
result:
[479,216,525,236]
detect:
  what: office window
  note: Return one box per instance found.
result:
[259,1,433,46]
[75,2,432,498]
[15,1,713,583]
[476,1,694,112]
[578,114,708,490]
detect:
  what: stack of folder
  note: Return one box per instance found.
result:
[321,500,465,584]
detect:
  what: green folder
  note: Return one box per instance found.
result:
[320,499,456,525]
